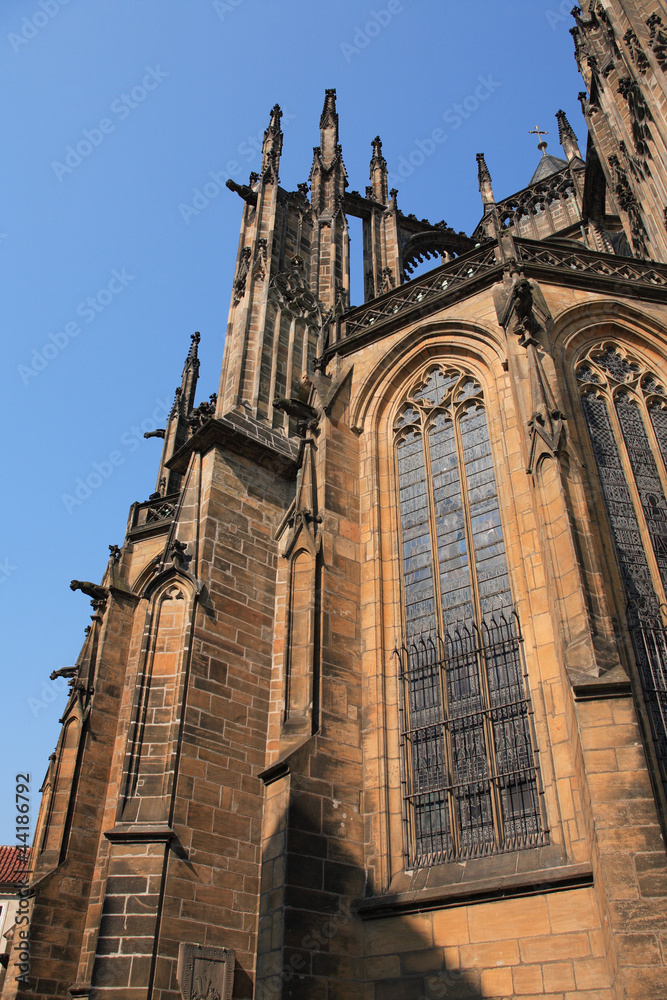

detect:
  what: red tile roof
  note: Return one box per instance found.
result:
[0,847,30,887]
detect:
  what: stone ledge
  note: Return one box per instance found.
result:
[356,862,594,919]
[167,411,299,478]
[572,677,633,700]
[103,823,176,844]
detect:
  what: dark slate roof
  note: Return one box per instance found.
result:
[0,847,30,886]
[529,152,569,185]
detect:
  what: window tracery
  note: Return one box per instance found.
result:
[576,342,667,791]
[394,366,545,867]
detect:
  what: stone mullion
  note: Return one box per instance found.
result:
[395,411,455,860]
[453,401,505,851]
[418,412,445,640]
[266,305,282,427]
[422,396,463,859]
[376,420,408,888]
[606,385,667,608]
[638,392,667,566]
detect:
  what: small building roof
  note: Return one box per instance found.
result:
[529,152,569,185]
[0,847,30,887]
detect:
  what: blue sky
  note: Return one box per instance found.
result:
[0,0,584,844]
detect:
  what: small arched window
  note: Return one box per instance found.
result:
[576,343,667,794]
[394,367,545,867]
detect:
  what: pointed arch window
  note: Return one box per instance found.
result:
[576,343,667,793]
[394,367,545,867]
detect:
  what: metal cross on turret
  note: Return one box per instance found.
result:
[529,125,549,154]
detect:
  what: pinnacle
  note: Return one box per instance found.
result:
[556,108,577,143]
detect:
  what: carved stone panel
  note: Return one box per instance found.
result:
[177,943,235,1000]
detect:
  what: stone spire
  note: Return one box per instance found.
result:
[319,88,339,167]
[152,332,201,495]
[556,109,582,162]
[261,103,283,183]
[369,135,388,205]
[309,89,350,310]
[310,89,348,215]
[476,152,495,212]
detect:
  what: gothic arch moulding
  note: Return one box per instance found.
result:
[550,298,667,379]
[118,577,195,824]
[349,319,506,436]
[356,336,546,887]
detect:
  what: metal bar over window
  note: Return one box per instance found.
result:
[396,614,546,869]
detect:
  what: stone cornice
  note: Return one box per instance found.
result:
[356,862,594,919]
[166,409,299,478]
[326,239,667,361]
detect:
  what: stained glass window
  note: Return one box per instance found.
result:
[576,344,667,792]
[395,367,545,867]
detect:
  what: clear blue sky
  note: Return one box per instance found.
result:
[0,0,584,844]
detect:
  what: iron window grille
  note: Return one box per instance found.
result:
[394,367,546,868]
[576,343,667,794]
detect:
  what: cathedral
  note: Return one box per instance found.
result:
[6,1,667,997]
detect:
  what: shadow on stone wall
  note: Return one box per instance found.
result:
[255,791,485,1000]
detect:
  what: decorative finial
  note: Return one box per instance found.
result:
[529,125,549,155]
[555,110,582,162]
[371,136,384,163]
[320,89,338,131]
[476,153,495,210]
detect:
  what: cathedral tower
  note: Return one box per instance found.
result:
[7,5,667,999]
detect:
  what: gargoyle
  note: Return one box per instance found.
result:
[144,429,165,439]
[273,397,319,437]
[50,666,78,681]
[169,539,187,568]
[225,178,258,206]
[70,581,109,601]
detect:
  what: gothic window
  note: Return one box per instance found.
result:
[394,367,545,867]
[576,343,667,793]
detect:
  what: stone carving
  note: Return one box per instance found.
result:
[261,104,283,183]
[70,581,109,602]
[495,271,566,471]
[273,396,319,437]
[233,246,252,303]
[571,1,619,76]
[509,275,542,346]
[609,154,650,257]
[379,266,395,294]
[624,27,649,73]
[224,178,257,206]
[577,90,598,117]
[647,13,667,72]
[252,237,267,281]
[169,540,188,569]
[177,943,235,1000]
[50,666,77,681]
[617,76,653,160]
[188,394,217,431]
[269,255,321,324]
